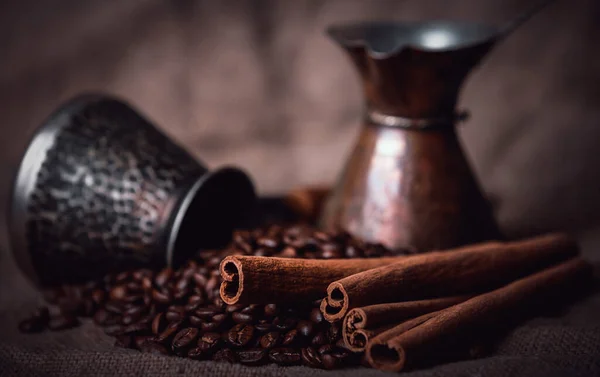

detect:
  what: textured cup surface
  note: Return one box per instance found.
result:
[10,94,256,285]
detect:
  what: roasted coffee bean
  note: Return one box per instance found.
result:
[237,348,267,365]
[172,327,199,351]
[232,312,253,324]
[48,315,79,331]
[233,230,250,245]
[279,247,297,258]
[332,347,350,359]
[151,313,166,335]
[138,314,154,325]
[311,332,327,346]
[212,313,227,325]
[109,285,128,301]
[301,347,323,368]
[125,281,142,293]
[165,309,184,322]
[192,273,207,287]
[197,332,221,353]
[206,256,223,270]
[212,296,226,309]
[345,245,362,258]
[139,341,169,355]
[185,295,204,312]
[268,348,301,366]
[274,317,297,331]
[115,271,130,282]
[192,286,204,296]
[241,304,259,314]
[335,338,347,349]
[257,237,278,249]
[309,308,324,325]
[18,317,45,333]
[282,329,298,346]
[151,289,171,304]
[313,231,330,242]
[322,354,340,370]
[186,311,204,323]
[141,277,153,291]
[225,304,244,313]
[105,301,125,314]
[175,276,189,292]
[227,324,254,347]
[194,307,220,320]
[154,268,173,288]
[121,307,143,325]
[124,304,143,317]
[132,269,151,281]
[263,304,278,317]
[321,247,342,259]
[156,321,181,343]
[255,322,272,332]
[142,293,152,307]
[213,348,237,363]
[188,347,209,360]
[297,320,314,337]
[200,321,220,332]
[253,248,268,257]
[318,344,334,355]
[122,321,149,335]
[259,331,280,349]
[122,293,143,304]
[205,276,219,296]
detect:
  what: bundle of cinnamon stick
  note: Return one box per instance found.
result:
[219,233,591,372]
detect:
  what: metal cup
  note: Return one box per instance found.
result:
[9,94,257,285]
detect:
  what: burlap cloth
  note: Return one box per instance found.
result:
[0,249,599,377]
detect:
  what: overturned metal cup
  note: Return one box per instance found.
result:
[9,94,257,285]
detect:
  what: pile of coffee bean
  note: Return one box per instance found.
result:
[19,225,402,369]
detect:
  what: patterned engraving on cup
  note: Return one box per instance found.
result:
[25,98,204,283]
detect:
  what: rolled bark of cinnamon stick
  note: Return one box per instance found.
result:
[219,255,407,305]
[343,296,470,352]
[365,257,591,372]
[321,233,578,322]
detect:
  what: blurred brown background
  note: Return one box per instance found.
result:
[1,0,600,262]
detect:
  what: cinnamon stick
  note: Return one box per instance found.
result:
[219,255,407,305]
[365,257,591,372]
[342,296,470,352]
[321,233,578,322]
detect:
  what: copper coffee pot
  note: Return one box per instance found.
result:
[320,2,553,252]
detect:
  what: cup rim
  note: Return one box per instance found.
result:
[164,166,256,267]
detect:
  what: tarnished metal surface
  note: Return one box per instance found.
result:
[9,95,256,285]
[320,21,501,252]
